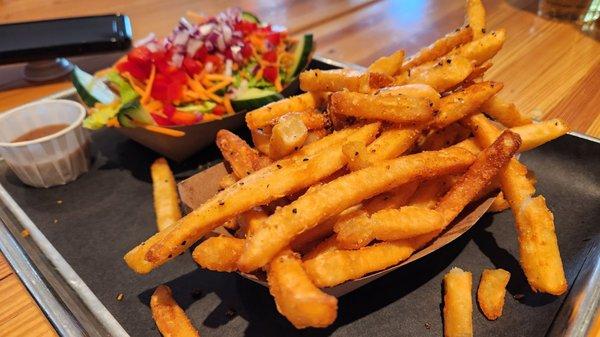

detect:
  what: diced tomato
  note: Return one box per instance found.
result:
[116,60,150,81]
[263,66,278,83]
[163,104,175,118]
[127,46,152,67]
[152,51,171,74]
[193,46,208,62]
[183,56,203,76]
[212,105,226,116]
[235,21,257,35]
[151,73,184,102]
[169,69,188,85]
[204,54,223,71]
[265,32,281,46]
[262,50,277,63]
[151,113,174,126]
[241,43,253,58]
[171,111,198,125]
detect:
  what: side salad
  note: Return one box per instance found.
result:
[73,8,313,134]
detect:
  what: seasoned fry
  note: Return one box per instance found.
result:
[460,61,493,86]
[124,124,380,274]
[487,192,510,213]
[329,91,434,124]
[511,118,569,151]
[443,267,473,337]
[366,127,422,162]
[420,123,472,151]
[477,268,511,320]
[237,207,268,237]
[343,141,371,171]
[481,96,533,127]
[217,130,272,178]
[403,26,474,70]
[368,50,405,76]
[305,128,329,144]
[192,236,243,272]
[246,92,325,130]
[334,206,445,249]
[406,55,474,92]
[363,181,420,213]
[466,0,486,39]
[299,69,394,93]
[268,110,329,131]
[435,130,521,224]
[466,114,567,295]
[304,238,419,287]
[434,81,503,129]
[267,250,338,328]
[450,29,506,66]
[151,285,200,337]
[269,113,309,159]
[238,146,476,273]
[218,174,237,190]
[377,83,441,108]
[251,128,271,155]
[408,175,458,209]
[151,158,182,232]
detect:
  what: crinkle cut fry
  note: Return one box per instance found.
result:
[124,123,379,274]
[466,114,567,295]
[238,146,477,273]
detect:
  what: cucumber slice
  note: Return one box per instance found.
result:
[71,66,118,107]
[241,11,260,23]
[289,34,314,78]
[177,101,217,113]
[231,88,283,112]
[118,100,156,127]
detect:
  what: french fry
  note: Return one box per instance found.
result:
[362,181,420,213]
[367,50,405,76]
[251,128,271,155]
[305,128,330,144]
[408,175,458,209]
[267,250,338,328]
[466,114,567,295]
[217,129,272,178]
[366,127,422,162]
[511,119,568,151]
[334,206,445,249]
[403,26,474,70]
[477,268,511,320]
[405,55,474,92]
[450,29,506,66]
[481,96,533,127]
[420,123,472,151]
[377,83,441,108]
[237,207,268,237]
[151,158,182,232]
[268,110,329,130]
[443,267,473,337]
[466,0,486,39]
[151,285,200,337]
[343,141,371,171]
[218,174,237,190]
[124,124,380,274]
[460,61,493,86]
[245,92,325,130]
[192,236,243,272]
[269,113,309,159]
[487,192,510,213]
[434,81,503,129]
[329,91,434,124]
[238,146,476,273]
[304,238,419,287]
[299,69,394,93]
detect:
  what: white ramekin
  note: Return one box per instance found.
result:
[0,99,91,188]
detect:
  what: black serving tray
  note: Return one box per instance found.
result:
[0,57,598,336]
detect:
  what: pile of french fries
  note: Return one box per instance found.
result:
[134,0,571,334]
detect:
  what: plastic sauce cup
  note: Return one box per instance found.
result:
[0,99,91,188]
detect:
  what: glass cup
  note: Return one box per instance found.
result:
[539,0,599,22]
[0,99,91,188]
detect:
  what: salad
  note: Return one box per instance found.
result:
[73,8,313,134]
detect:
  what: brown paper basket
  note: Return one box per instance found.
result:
[178,163,494,297]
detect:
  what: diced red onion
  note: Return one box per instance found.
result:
[134,33,156,47]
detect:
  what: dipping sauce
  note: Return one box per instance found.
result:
[12,124,69,143]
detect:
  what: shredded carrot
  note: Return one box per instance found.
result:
[255,66,264,81]
[141,124,185,137]
[207,79,231,93]
[205,90,223,103]
[145,100,163,112]
[223,97,234,114]
[106,117,120,128]
[275,76,282,92]
[187,77,209,100]
[205,74,233,81]
[122,73,146,96]
[203,114,222,122]
[142,65,156,104]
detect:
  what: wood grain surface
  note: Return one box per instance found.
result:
[0,0,598,335]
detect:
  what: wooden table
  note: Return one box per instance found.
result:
[0,0,598,335]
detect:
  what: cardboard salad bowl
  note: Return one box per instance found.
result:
[177,162,495,297]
